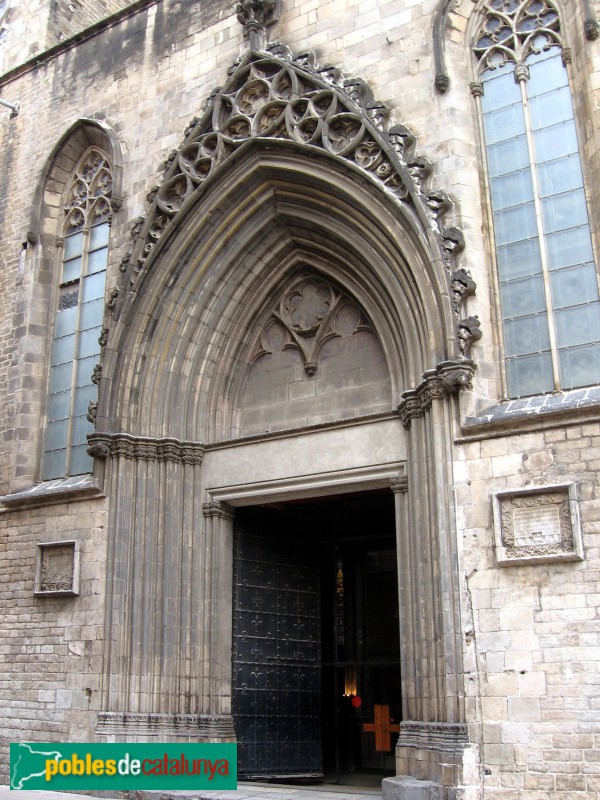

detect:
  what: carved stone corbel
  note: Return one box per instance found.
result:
[397,359,477,427]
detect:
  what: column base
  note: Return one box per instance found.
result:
[383,777,446,800]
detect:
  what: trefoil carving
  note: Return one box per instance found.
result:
[251,275,373,376]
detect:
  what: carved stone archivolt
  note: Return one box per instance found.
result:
[87,432,205,465]
[116,45,477,360]
[248,275,374,377]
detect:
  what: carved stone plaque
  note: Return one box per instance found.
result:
[34,541,80,596]
[492,485,583,565]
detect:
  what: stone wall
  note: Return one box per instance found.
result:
[458,421,600,799]
[0,496,107,780]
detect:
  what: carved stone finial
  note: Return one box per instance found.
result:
[451,268,476,317]
[86,401,98,425]
[457,316,482,359]
[91,364,102,386]
[106,287,119,312]
[236,0,280,50]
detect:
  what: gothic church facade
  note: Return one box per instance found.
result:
[1,0,600,798]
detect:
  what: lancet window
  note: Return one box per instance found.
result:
[42,149,111,479]
[473,0,600,397]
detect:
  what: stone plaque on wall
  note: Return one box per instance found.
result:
[34,541,80,596]
[492,484,583,566]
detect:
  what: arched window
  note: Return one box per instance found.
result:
[41,149,112,479]
[472,0,600,398]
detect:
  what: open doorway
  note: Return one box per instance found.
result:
[232,491,400,784]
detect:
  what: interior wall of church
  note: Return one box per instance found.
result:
[0,0,599,796]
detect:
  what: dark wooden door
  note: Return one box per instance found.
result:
[233,508,322,778]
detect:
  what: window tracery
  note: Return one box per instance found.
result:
[473,0,561,72]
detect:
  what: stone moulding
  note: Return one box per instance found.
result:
[115,43,476,361]
[96,712,235,739]
[87,432,205,464]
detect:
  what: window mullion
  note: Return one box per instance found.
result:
[519,75,561,392]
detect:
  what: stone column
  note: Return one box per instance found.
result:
[384,361,476,800]
[88,432,235,742]
[202,501,235,719]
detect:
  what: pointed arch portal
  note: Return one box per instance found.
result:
[90,46,478,799]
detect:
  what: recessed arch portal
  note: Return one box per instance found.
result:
[92,46,476,800]
[102,141,458,442]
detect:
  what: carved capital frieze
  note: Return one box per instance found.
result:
[396,720,469,753]
[96,711,235,740]
[469,81,484,98]
[203,501,235,520]
[397,360,476,428]
[390,476,408,493]
[87,433,205,464]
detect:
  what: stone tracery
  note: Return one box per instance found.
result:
[472,0,562,73]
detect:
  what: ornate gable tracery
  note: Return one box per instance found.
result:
[116,44,478,362]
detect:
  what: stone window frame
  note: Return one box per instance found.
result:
[34,540,81,597]
[41,147,113,481]
[469,0,600,402]
[492,482,584,566]
[17,119,123,497]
